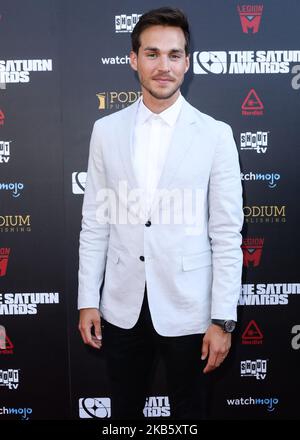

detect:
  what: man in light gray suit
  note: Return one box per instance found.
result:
[78,7,243,419]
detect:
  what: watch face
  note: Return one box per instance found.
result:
[224,320,236,332]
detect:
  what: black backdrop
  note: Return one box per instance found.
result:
[1,0,300,420]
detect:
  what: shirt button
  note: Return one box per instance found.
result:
[139,256,145,262]
[145,220,151,227]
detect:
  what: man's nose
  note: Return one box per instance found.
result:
[158,55,170,72]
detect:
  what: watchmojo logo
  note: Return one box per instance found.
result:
[115,13,141,33]
[96,91,141,111]
[237,5,263,34]
[0,247,10,276]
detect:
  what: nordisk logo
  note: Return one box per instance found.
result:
[193,50,300,74]
[0,247,10,276]
[79,397,111,418]
[143,396,170,418]
[242,89,264,116]
[242,238,264,267]
[0,326,14,354]
[0,59,52,86]
[0,369,19,390]
[115,14,141,33]
[241,172,280,188]
[96,91,142,110]
[239,283,300,306]
[242,320,263,345]
[0,141,11,164]
[237,5,263,34]
[0,182,24,197]
[240,359,267,380]
[240,131,268,153]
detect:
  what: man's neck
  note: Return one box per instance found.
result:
[142,90,181,114]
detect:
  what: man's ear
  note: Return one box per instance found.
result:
[130,50,138,71]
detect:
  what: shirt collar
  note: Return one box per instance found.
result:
[136,94,183,127]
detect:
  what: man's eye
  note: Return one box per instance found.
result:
[170,54,180,60]
[147,53,157,58]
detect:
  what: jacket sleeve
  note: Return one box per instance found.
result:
[208,122,244,320]
[78,120,110,309]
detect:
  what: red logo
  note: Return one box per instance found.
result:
[242,88,264,116]
[0,326,14,355]
[242,238,264,267]
[237,5,263,34]
[242,320,263,345]
[0,109,4,126]
[0,247,10,276]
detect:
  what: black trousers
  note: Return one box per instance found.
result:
[102,286,208,420]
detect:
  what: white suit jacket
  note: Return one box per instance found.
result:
[78,97,243,336]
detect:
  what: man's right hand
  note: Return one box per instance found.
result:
[78,308,103,349]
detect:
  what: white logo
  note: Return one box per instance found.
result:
[0,369,19,389]
[240,131,268,153]
[0,292,59,315]
[143,396,170,418]
[115,14,141,33]
[0,141,11,164]
[291,325,300,350]
[193,51,227,74]
[72,172,86,194]
[0,60,52,86]
[79,397,111,418]
[193,50,300,74]
[239,283,300,306]
[240,359,267,379]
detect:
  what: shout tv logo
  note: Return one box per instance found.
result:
[115,14,141,33]
[79,397,111,418]
[237,5,264,34]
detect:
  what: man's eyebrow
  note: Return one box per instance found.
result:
[143,47,185,53]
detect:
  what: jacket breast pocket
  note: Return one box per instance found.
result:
[182,251,212,271]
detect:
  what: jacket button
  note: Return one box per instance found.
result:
[145,220,151,227]
[139,256,145,261]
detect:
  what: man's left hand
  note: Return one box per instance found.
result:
[201,324,231,373]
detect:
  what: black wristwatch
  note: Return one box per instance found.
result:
[211,319,236,333]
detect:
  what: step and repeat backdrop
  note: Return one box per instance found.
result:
[1,0,299,420]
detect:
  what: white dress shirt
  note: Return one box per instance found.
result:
[132,94,183,218]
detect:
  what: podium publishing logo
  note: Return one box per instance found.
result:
[79,397,111,418]
[0,247,10,276]
[72,172,86,194]
[242,89,264,115]
[115,14,141,33]
[242,238,264,267]
[193,51,227,74]
[237,5,263,34]
[96,91,141,111]
[242,320,263,345]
